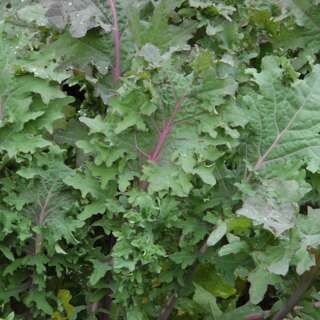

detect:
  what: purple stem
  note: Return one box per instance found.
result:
[148,98,184,162]
[108,0,121,83]
[101,314,108,320]
[99,1,121,317]
[139,98,184,191]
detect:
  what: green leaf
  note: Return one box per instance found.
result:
[294,248,316,275]
[33,97,74,134]
[40,0,111,38]
[207,221,227,247]
[143,163,193,196]
[17,4,48,26]
[268,254,291,276]
[63,171,102,198]
[193,283,222,317]
[16,76,66,104]
[217,304,263,320]
[237,179,310,236]
[25,291,53,315]
[218,241,248,256]
[193,264,236,299]
[3,312,15,320]
[139,43,164,67]
[194,166,216,186]
[89,260,112,286]
[248,268,280,304]
[128,0,196,51]
[244,56,320,172]
[279,0,320,28]
[21,32,111,82]
[57,289,75,320]
[0,245,14,261]
[54,243,67,255]
[80,115,110,136]
[79,201,106,221]
[53,119,89,146]
[0,132,51,158]
[227,217,252,234]
[118,170,137,192]
[170,251,196,269]
[126,308,147,320]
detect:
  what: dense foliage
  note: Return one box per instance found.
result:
[1,0,320,319]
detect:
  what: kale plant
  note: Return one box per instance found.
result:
[1,1,320,320]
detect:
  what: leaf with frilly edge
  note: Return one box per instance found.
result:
[20,32,111,83]
[128,0,196,51]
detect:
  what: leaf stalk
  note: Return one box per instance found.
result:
[272,258,320,320]
[108,0,121,83]
[148,98,184,162]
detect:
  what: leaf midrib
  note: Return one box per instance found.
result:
[254,77,318,170]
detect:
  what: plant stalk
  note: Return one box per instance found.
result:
[99,2,121,318]
[158,235,208,320]
[272,261,320,320]
[148,98,184,162]
[34,188,53,255]
[139,97,185,192]
[108,0,121,83]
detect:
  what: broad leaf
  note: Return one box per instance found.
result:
[237,179,309,236]
[248,268,280,304]
[40,0,111,38]
[244,56,320,172]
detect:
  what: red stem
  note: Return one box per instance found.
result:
[139,97,184,191]
[148,98,184,162]
[108,0,121,83]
